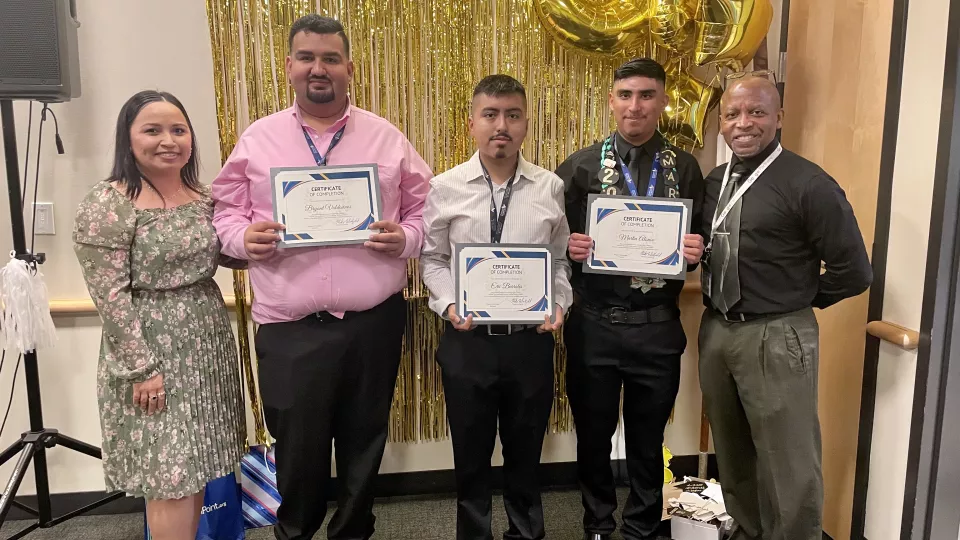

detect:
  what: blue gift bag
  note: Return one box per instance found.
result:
[144,472,244,540]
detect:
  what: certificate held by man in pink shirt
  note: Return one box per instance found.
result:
[211,14,431,540]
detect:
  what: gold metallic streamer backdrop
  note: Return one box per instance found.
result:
[205,0,768,443]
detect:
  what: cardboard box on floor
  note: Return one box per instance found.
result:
[662,480,728,540]
[671,516,723,540]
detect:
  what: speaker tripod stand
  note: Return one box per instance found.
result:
[0,99,123,539]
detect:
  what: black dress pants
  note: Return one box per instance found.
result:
[564,306,685,540]
[436,324,556,540]
[254,293,406,540]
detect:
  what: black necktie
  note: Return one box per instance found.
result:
[710,163,748,313]
[627,147,641,191]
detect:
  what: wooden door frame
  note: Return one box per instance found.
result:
[852,0,960,537]
[850,0,911,537]
[900,0,960,535]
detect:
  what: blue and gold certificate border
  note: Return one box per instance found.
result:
[455,243,555,324]
[269,164,383,248]
[583,194,692,280]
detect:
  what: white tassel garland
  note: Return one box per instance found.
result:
[0,253,57,354]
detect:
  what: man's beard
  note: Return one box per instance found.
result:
[495,148,507,158]
[306,86,335,104]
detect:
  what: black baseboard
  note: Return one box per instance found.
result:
[6,454,720,520]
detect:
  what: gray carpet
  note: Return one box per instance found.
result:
[1,489,651,539]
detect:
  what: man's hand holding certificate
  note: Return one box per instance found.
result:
[572,194,699,280]
[454,244,555,325]
[270,164,383,248]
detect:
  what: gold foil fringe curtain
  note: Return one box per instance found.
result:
[206,0,674,444]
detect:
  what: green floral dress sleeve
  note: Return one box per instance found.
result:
[73,184,160,381]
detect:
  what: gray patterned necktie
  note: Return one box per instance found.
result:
[710,165,747,313]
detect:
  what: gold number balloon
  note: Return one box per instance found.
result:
[533,0,655,55]
[693,0,773,68]
[650,0,697,52]
[660,64,722,148]
[535,0,771,148]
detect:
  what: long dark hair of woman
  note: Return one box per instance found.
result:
[109,90,202,200]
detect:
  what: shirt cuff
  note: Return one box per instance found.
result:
[220,225,249,261]
[398,223,422,260]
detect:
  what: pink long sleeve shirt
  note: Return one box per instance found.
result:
[212,104,431,324]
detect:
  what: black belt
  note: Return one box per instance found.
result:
[311,292,403,322]
[484,324,539,336]
[710,307,770,323]
[578,303,680,325]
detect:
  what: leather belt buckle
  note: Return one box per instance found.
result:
[607,307,628,324]
[487,324,513,336]
[722,311,747,322]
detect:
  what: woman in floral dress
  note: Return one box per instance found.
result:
[73,90,245,540]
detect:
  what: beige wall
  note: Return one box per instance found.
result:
[864,0,953,537]
[0,0,714,495]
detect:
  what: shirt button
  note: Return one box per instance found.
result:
[321,275,328,280]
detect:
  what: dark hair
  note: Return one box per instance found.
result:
[108,90,201,201]
[288,14,350,57]
[613,58,667,86]
[472,74,526,101]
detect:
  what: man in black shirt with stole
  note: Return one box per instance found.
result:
[557,58,706,540]
[699,75,872,540]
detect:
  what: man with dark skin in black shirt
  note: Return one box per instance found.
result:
[698,76,872,540]
[557,58,706,540]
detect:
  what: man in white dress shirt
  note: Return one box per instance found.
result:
[420,74,573,540]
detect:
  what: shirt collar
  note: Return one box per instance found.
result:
[615,131,664,161]
[733,137,780,170]
[292,100,352,133]
[466,151,535,184]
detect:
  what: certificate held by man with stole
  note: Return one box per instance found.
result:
[584,194,691,279]
[270,164,383,247]
[455,244,555,324]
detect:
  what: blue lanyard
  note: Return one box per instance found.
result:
[301,125,346,166]
[614,137,660,197]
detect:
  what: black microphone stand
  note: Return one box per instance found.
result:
[0,99,123,539]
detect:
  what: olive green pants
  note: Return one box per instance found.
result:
[698,308,823,540]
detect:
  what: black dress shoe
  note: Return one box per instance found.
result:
[583,534,611,540]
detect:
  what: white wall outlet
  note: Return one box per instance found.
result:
[33,202,55,235]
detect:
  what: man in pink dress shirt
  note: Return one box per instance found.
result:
[211,14,431,540]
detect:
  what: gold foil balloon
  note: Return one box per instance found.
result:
[660,64,721,148]
[650,0,697,52]
[533,0,655,55]
[694,0,774,68]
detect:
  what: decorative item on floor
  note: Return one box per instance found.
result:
[663,445,674,484]
[230,268,282,530]
[144,473,244,540]
[240,446,281,530]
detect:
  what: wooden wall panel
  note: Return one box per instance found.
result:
[781,1,893,538]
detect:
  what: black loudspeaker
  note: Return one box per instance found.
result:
[0,0,81,102]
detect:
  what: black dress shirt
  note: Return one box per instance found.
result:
[701,140,873,314]
[557,132,705,310]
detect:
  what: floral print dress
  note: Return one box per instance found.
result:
[73,183,246,500]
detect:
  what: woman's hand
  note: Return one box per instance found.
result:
[132,374,166,415]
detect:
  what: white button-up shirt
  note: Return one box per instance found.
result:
[420,151,573,317]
